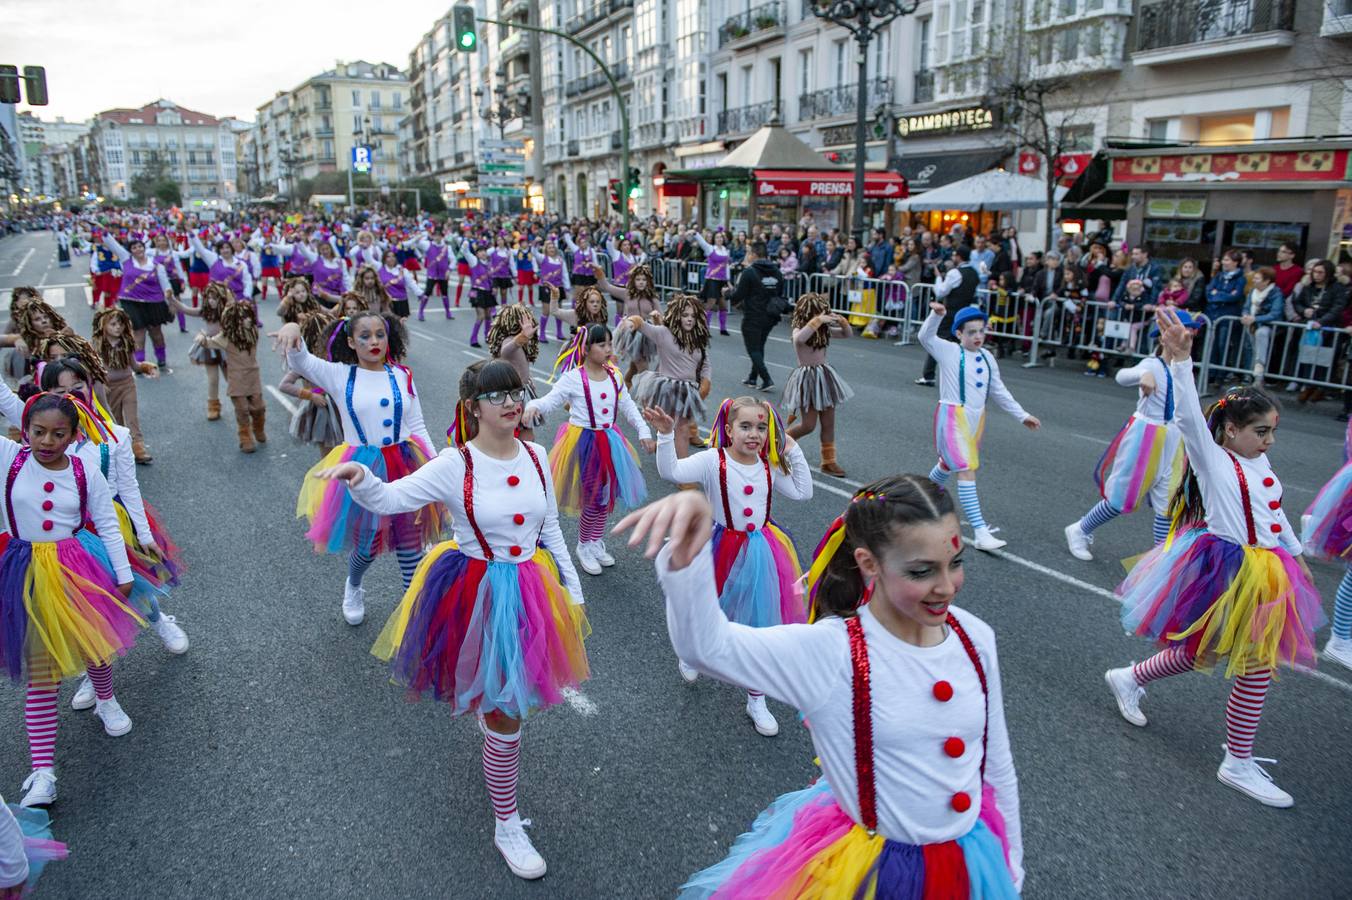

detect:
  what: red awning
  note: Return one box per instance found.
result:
[753,169,908,199]
[660,180,699,197]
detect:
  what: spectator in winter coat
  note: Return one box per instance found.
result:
[1206,249,1249,366]
[1112,246,1164,305]
[868,228,892,278]
[1240,266,1286,381]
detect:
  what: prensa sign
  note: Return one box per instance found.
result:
[898,106,997,137]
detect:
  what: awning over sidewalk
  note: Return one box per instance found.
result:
[892,148,1009,192]
[752,169,908,199]
[897,168,1067,211]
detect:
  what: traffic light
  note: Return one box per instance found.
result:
[627,166,642,199]
[608,179,621,212]
[0,67,18,104]
[453,4,477,53]
[22,67,47,106]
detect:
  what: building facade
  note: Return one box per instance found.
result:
[87,99,239,202]
[252,61,407,198]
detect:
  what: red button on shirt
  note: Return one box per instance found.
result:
[743,485,754,495]
[743,507,753,517]
[41,521,53,532]
[513,513,525,525]
[1271,523,1282,533]
[41,500,52,511]
[933,681,954,702]
[1268,500,1281,510]
[42,482,54,493]
[509,546,522,557]
[602,408,609,415]
[746,523,757,532]
[1263,477,1275,487]
[951,792,972,813]
[507,475,520,487]
[944,737,966,758]
[600,393,607,399]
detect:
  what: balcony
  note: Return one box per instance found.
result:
[799,78,893,121]
[635,120,667,148]
[315,126,334,137]
[1132,0,1295,65]
[717,100,781,135]
[580,133,610,156]
[564,62,630,98]
[1029,20,1129,78]
[610,131,623,150]
[913,70,935,103]
[568,0,633,35]
[719,2,784,48]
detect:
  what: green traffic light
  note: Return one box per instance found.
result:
[459,33,476,48]
[629,187,643,198]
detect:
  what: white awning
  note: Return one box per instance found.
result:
[897,169,1068,211]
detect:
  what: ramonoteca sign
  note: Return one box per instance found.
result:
[898,106,997,137]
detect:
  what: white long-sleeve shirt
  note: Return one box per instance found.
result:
[348,440,583,602]
[72,424,154,545]
[656,544,1023,888]
[933,265,965,299]
[527,366,651,439]
[1114,355,1176,424]
[0,438,131,583]
[918,311,1028,421]
[188,235,254,298]
[348,243,383,269]
[0,799,28,890]
[655,435,811,529]
[1170,359,1301,553]
[284,345,433,450]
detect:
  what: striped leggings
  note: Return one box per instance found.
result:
[348,544,423,591]
[1132,647,1272,759]
[25,652,114,769]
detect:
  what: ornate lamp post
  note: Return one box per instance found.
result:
[808,1,919,244]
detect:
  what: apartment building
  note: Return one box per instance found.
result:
[87,99,239,201]
[14,114,92,199]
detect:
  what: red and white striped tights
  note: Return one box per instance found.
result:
[482,727,522,821]
[1132,647,1272,759]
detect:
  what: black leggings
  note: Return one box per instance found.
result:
[742,318,772,385]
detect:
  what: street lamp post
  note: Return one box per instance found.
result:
[808,1,918,245]
[476,71,530,213]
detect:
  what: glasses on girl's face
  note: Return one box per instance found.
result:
[477,389,527,406]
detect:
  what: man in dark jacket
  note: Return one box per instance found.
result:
[726,240,784,391]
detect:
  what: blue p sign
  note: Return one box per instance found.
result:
[352,146,372,173]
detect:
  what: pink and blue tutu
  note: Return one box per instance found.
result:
[711,522,804,628]
[681,779,1016,898]
[4,804,67,896]
[1303,461,1352,560]
[549,423,646,517]
[1119,527,1325,676]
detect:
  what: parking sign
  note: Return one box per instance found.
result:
[351,146,373,173]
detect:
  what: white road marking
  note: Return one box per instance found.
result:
[265,385,301,416]
[722,327,790,344]
[408,329,437,342]
[561,687,598,716]
[9,248,34,277]
[1070,433,1111,445]
[83,286,93,306]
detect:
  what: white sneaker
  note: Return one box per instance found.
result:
[1217,748,1293,808]
[575,543,602,576]
[972,527,1007,552]
[1064,522,1094,561]
[594,539,615,567]
[678,660,699,683]
[1324,635,1352,672]
[152,614,189,654]
[1104,666,1147,727]
[94,696,132,737]
[70,674,95,710]
[745,694,779,737]
[342,579,365,626]
[19,768,55,808]
[493,816,547,880]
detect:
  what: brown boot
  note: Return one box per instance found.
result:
[132,438,153,465]
[252,407,267,443]
[207,398,221,421]
[688,422,704,449]
[238,423,256,453]
[820,442,846,477]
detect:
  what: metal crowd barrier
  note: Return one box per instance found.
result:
[1196,315,1351,394]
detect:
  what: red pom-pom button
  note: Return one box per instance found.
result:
[41,500,53,511]
[1270,523,1282,533]
[743,507,753,517]
[746,523,757,532]
[600,393,607,399]
[41,521,53,532]
[1268,500,1280,510]
[933,680,954,702]
[743,485,754,495]
[42,482,54,493]
[944,737,966,758]
[509,545,522,557]
[507,475,520,487]
[951,791,972,813]
[1263,477,1274,487]
[602,408,609,415]
[513,513,525,525]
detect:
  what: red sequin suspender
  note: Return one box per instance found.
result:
[716,450,774,532]
[457,445,493,560]
[579,366,623,431]
[847,612,991,834]
[1225,451,1258,546]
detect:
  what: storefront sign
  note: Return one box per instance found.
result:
[1111,148,1352,185]
[897,106,997,138]
[754,169,907,199]
[1144,194,1207,219]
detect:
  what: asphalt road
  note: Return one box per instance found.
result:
[0,230,1349,899]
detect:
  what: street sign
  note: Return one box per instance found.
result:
[478,174,526,186]
[480,163,525,175]
[481,186,526,197]
[479,138,525,151]
[351,145,373,173]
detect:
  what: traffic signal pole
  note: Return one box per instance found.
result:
[477,16,631,236]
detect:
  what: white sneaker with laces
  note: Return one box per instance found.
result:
[342,579,365,626]
[678,661,699,683]
[1064,523,1094,561]
[1323,635,1352,672]
[575,543,602,576]
[19,768,55,808]
[745,694,779,737]
[94,696,132,737]
[493,816,547,880]
[152,614,189,654]
[594,539,615,567]
[70,674,95,710]
[972,527,1007,552]
[1217,747,1293,808]
[1104,667,1147,727]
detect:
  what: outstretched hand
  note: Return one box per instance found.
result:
[929,301,946,316]
[314,462,365,486]
[1154,307,1193,363]
[643,406,675,434]
[614,491,713,570]
[269,322,303,354]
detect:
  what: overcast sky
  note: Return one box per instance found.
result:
[2,0,455,123]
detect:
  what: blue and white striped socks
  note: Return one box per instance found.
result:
[1333,567,1352,640]
[348,549,374,586]
[928,463,951,488]
[396,548,424,591]
[1078,500,1120,536]
[957,481,986,531]
[1152,514,1171,545]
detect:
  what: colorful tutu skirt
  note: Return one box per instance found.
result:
[780,364,854,418]
[631,371,705,422]
[111,497,183,619]
[681,779,1017,899]
[1119,529,1325,677]
[297,440,445,556]
[1303,461,1352,560]
[0,531,143,682]
[371,543,590,718]
[1093,415,1184,515]
[933,403,985,473]
[711,522,804,628]
[549,424,646,517]
[4,804,68,896]
[613,319,656,364]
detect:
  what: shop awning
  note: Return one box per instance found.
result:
[897,169,1067,211]
[660,180,699,197]
[1060,151,1129,216]
[752,169,908,199]
[892,148,1010,192]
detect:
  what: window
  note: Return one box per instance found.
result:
[352,90,361,107]
[353,115,364,134]
[770,57,781,108]
[370,91,381,108]
[1147,119,1171,141]
[871,29,890,79]
[620,25,631,62]
[798,48,812,95]
[393,93,402,109]
[1059,123,1095,150]
[917,17,931,69]
[372,116,384,133]
[833,39,847,85]
[741,64,753,106]
[717,72,728,114]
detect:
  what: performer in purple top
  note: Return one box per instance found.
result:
[488,236,516,309]
[417,228,454,321]
[533,240,571,344]
[692,229,733,336]
[462,241,497,348]
[378,249,421,321]
[102,233,175,370]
